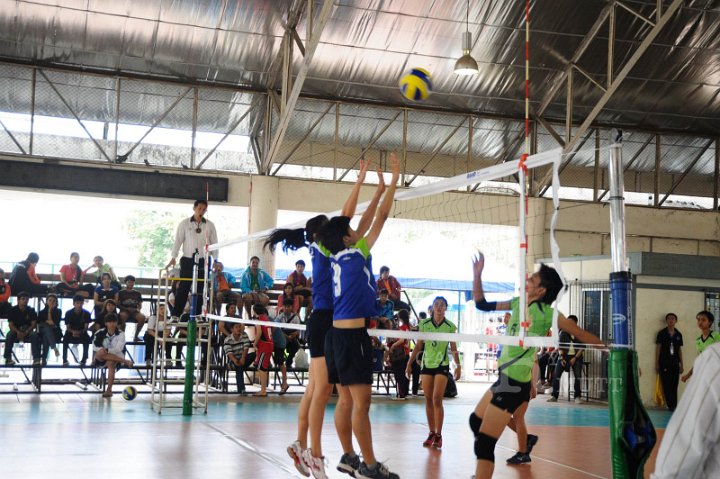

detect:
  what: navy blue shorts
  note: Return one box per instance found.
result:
[306,309,333,358]
[489,373,531,413]
[325,326,373,386]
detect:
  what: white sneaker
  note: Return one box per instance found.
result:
[287,440,310,477]
[575,396,583,404]
[302,449,329,479]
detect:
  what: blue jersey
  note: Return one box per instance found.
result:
[330,237,377,320]
[310,242,333,311]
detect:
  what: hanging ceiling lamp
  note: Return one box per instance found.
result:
[454,0,479,76]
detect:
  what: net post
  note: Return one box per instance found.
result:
[182,251,199,416]
[607,142,655,478]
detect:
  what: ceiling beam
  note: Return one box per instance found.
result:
[658,139,714,206]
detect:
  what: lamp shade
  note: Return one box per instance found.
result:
[454,53,479,75]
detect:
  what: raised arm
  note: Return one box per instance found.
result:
[356,167,386,237]
[473,252,512,311]
[341,159,370,217]
[365,153,400,249]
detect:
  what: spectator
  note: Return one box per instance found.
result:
[681,310,720,382]
[224,321,254,395]
[62,295,92,366]
[92,313,132,398]
[93,299,118,332]
[211,261,241,315]
[118,275,146,341]
[83,255,119,288]
[547,315,584,403]
[57,252,94,297]
[218,302,241,339]
[251,304,274,397]
[287,259,313,317]
[37,293,62,364]
[277,282,301,315]
[239,256,274,318]
[409,312,426,396]
[387,309,410,400]
[0,267,11,318]
[3,291,41,365]
[655,312,683,411]
[166,199,218,318]
[144,303,172,366]
[376,265,409,311]
[375,289,395,324]
[8,252,48,296]
[274,301,302,395]
[93,273,119,318]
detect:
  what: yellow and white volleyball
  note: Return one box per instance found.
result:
[122,385,138,401]
[398,68,432,101]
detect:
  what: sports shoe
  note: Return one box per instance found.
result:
[33,359,42,366]
[63,361,70,366]
[337,452,361,476]
[390,396,407,401]
[546,396,558,403]
[431,433,443,449]
[286,440,309,477]
[422,431,436,447]
[356,461,399,479]
[506,452,531,465]
[575,396,583,404]
[302,449,329,479]
[5,358,16,366]
[526,434,539,454]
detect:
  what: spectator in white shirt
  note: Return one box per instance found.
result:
[166,199,218,317]
[93,314,132,398]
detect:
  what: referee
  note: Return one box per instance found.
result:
[166,199,218,317]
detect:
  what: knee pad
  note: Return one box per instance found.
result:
[468,412,482,437]
[474,432,497,462]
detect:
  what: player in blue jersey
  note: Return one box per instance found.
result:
[264,159,386,479]
[318,153,400,479]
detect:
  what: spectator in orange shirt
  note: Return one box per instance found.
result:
[376,266,409,311]
[211,261,241,314]
[0,267,11,318]
[287,260,312,318]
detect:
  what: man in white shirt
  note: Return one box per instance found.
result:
[650,342,720,478]
[166,200,218,317]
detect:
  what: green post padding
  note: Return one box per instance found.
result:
[609,350,656,479]
[182,321,197,416]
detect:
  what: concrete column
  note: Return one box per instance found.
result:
[247,175,279,278]
[526,197,548,268]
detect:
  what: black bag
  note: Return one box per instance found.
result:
[444,372,458,398]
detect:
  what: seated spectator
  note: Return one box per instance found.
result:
[93,273,119,318]
[376,265,410,311]
[144,303,172,366]
[251,304,274,397]
[37,293,62,364]
[57,252,94,298]
[83,255,119,288]
[239,256,274,318]
[212,261,241,315]
[277,282,301,315]
[0,267,11,318]
[8,252,48,296]
[92,313,132,398]
[62,295,92,366]
[273,301,302,395]
[3,291,41,365]
[118,275,146,341]
[219,303,240,338]
[93,299,118,332]
[375,289,395,325]
[286,259,313,317]
[386,309,410,400]
[224,322,254,395]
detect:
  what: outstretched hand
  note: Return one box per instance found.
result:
[376,166,386,194]
[472,252,485,276]
[389,152,400,182]
[358,158,370,183]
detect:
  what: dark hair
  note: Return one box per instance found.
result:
[379,266,390,274]
[263,215,329,253]
[225,303,236,314]
[537,264,563,305]
[397,309,409,322]
[70,252,79,258]
[295,259,305,267]
[433,296,448,307]
[379,289,389,295]
[104,299,117,308]
[72,294,85,303]
[665,312,678,321]
[104,313,118,323]
[698,310,715,325]
[317,216,352,255]
[46,293,58,302]
[17,291,30,299]
[252,303,268,316]
[193,199,208,208]
[125,275,136,282]
[249,256,260,263]
[26,252,39,263]
[567,314,579,323]
[419,312,427,320]
[101,273,111,281]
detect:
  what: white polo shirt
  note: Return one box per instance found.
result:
[171,216,218,260]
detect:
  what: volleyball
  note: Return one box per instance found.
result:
[399,68,432,101]
[122,386,138,401]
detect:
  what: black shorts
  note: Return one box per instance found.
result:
[420,364,450,376]
[306,309,333,358]
[325,326,373,386]
[273,347,286,367]
[489,373,531,413]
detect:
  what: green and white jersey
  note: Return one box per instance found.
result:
[696,331,720,354]
[498,297,554,383]
[419,317,457,369]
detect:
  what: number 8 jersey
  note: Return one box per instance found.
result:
[330,237,378,320]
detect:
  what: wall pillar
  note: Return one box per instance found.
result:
[247,175,279,277]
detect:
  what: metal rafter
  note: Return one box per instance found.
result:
[262,0,334,174]
[0,117,26,154]
[271,102,334,176]
[406,117,466,186]
[658,139,714,206]
[337,110,403,181]
[597,134,654,201]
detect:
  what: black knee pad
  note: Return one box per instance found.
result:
[474,432,497,462]
[468,412,482,437]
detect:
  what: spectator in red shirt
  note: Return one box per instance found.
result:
[0,268,11,318]
[376,266,409,311]
[287,260,312,318]
[57,252,94,298]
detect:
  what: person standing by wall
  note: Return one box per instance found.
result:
[655,312,683,411]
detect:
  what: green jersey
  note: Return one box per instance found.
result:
[419,317,457,369]
[696,331,720,354]
[498,297,554,383]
